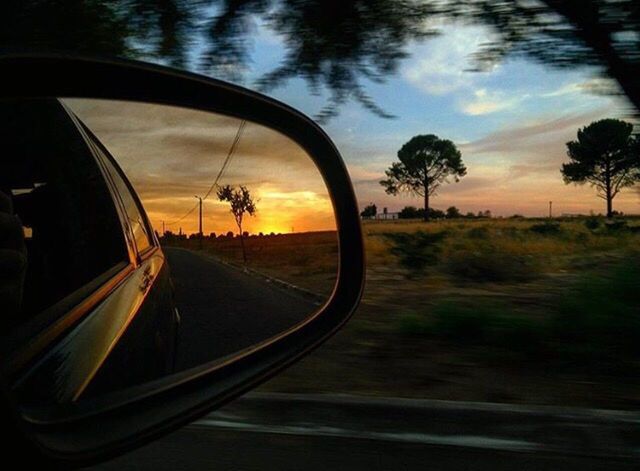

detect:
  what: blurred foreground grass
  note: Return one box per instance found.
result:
[166,217,640,408]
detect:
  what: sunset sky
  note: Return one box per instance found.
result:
[215,19,638,219]
[71,19,639,235]
[65,99,335,236]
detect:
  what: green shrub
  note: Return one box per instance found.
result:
[383,231,447,272]
[584,216,601,231]
[529,221,561,235]
[466,226,490,239]
[430,301,499,343]
[574,232,590,244]
[446,250,538,283]
[430,301,544,355]
[550,254,640,359]
[604,219,628,232]
[396,311,431,336]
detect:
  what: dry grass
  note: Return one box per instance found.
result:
[163,231,339,297]
[260,216,640,409]
[167,217,640,408]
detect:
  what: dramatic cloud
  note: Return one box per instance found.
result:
[65,99,336,235]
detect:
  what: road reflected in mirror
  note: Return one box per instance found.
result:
[0,98,337,408]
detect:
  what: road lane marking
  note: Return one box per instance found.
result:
[189,419,540,452]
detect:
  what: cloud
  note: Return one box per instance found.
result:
[541,78,620,98]
[462,107,614,155]
[64,99,335,234]
[437,176,496,194]
[459,88,526,116]
[403,24,497,96]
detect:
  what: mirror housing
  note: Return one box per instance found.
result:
[0,54,364,466]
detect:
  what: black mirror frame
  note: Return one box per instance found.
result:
[0,54,365,467]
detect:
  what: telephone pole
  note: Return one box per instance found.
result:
[549,201,553,218]
[195,196,203,249]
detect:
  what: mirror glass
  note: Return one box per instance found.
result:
[0,98,338,409]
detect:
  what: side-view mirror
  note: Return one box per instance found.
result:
[0,55,364,467]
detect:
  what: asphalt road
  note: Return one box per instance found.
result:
[164,247,317,371]
[89,393,639,470]
[91,424,635,471]
[87,251,639,470]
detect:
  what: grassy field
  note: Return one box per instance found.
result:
[259,216,640,409]
[166,217,640,408]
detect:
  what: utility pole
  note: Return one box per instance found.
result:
[195,196,203,249]
[162,220,165,235]
[194,196,203,236]
[549,201,553,218]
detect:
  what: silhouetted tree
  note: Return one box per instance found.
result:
[398,206,422,219]
[445,206,461,218]
[561,119,640,217]
[217,184,256,262]
[3,1,639,119]
[397,206,446,219]
[360,203,377,219]
[381,134,466,221]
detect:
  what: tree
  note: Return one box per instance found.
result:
[380,134,466,221]
[561,119,640,218]
[445,206,461,218]
[398,206,422,219]
[3,1,640,121]
[217,185,257,262]
[454,1,640,115]
[360,203,377,219]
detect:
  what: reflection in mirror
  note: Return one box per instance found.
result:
[0,98,338,409]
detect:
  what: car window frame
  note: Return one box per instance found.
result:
[75,116,158,262]
[1,101,139,377]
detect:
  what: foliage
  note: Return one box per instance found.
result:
[550,254,640,360]
[466,226,490,239]
[360,203,377,218]
[217,184,257,230]
[450,1,640,114]
[445,206,461,218]
[584,215,601,230]
[396,311,432,336]
[383,230,447,272]
[398,301,544,355]
[528,221,561,235]
[561,119,640,217]
[217,184,256,262]
[380,134,466,220]
[397,206,445,219]
[3,1,639,120]
[604,219,628,232]
[398,206,422,219]
[446,249,538,283]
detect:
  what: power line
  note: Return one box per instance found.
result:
[202,119,246,201]
[164,120,246,227]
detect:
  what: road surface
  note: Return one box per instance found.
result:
[164,247,317,371]
[91,427,634,471]
[91,393,638,470]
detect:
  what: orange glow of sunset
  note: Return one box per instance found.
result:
[64,99,336,236]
